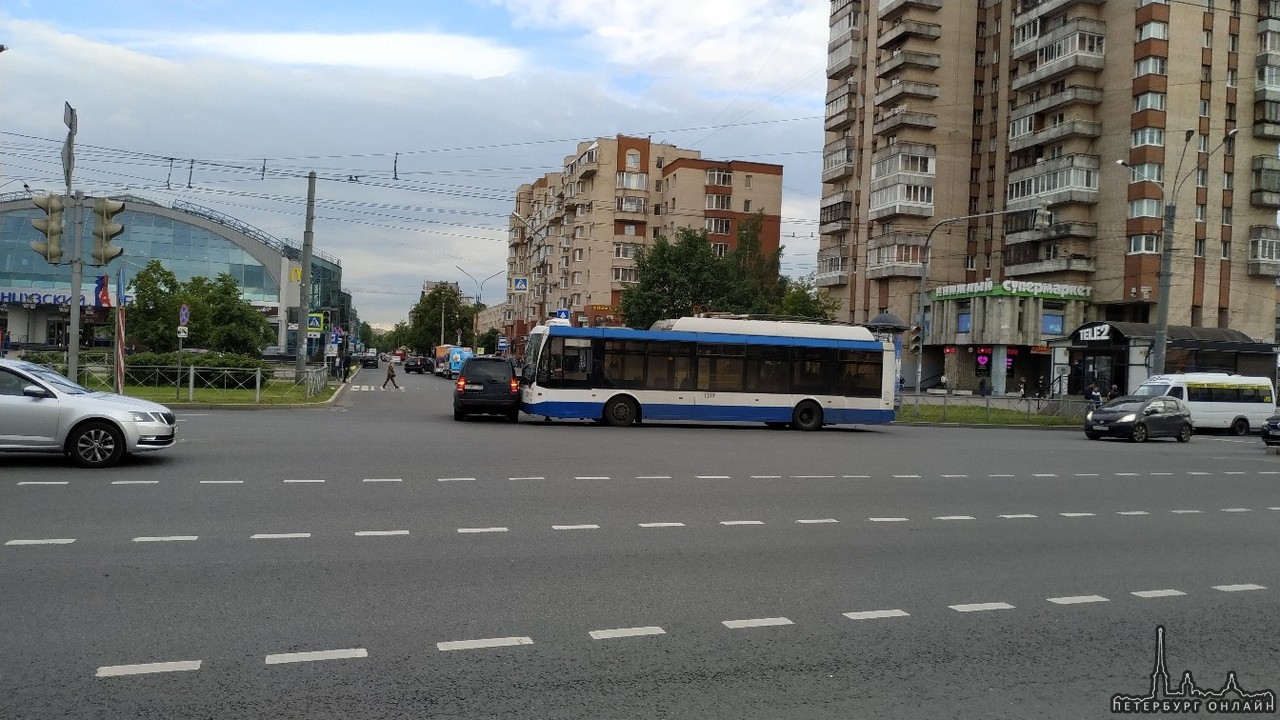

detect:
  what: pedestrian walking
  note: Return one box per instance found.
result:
[978,377,987,397]
[383,358,399,389]
[1086,383,1102,410]
[1037,375,1047,398]
[1018,377,1027,399]
[341,354,351,383]
[1107,383,1121,401]
[1,330,9,358]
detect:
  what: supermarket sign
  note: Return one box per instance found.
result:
[930,279,1092,301]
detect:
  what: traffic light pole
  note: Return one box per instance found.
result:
[295,171,316,379]
[67,191,84,381]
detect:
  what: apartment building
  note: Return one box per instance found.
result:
[820,0,1280,395]
[503,135,783,354]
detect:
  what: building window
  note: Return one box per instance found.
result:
[612,267,638,283]
[1227,68,1237,86]
[614,243,638,259]
[744,199,751,212]
[616,196,647,213]
[1195,238,1206,257]
[626,150,640,171]
[711,243,729,258]
[1134,56,1167,77]
[1224,172,1234,189]
[1251,237,1280,260]
[707,169,732,186]
[1195,204,1207,222]
[1136,21,1168,41]
[1126,162,1164,184]
[616,171,647,190]
[622,224,637,236]
[1199,99,1211,117]
[1196,168,1208,187]
[744,175,752,188]
[705,218,731,235]
[1131,127,1165,148]
[572,271,583,285]
[957,312,972,333]
[1223,207,1232,225]
[573,248,584,261]
[705,194,732,210]
[1222,241,1231,259]
[1134,92,1166,112]
[965,254,976,270]
[1128,234,1160,254]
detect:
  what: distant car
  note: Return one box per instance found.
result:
[1085,395,1193,443]
[0,358,178,468]
[403,356,428,373]
[453,356,521,422]
[1261,414,1280,446]
[361,353,379,369]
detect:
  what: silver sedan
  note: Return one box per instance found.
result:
[0,359,177,468]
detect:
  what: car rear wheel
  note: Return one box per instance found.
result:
[603,396,638,427]
[1130,423,1148,443]
[792,401,823,431]
[1231,418,1249,436]
[507,410,520,424]
[1176,424,1192,443]
[68,420,126,468]
[453,409,465,421]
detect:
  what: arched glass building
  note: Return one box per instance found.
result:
[0,192,352,354]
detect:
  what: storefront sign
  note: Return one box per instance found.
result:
[930,280,1092,301]
[1079,325,1111,341]
[0,288,133,306]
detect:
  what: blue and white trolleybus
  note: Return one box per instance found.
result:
[520,316,896,430]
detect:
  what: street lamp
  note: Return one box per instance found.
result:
[1117,127,1238,376]
[912,204,1049,414]
[456,266,504,349]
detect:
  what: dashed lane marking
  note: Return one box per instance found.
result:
[697,475,731,479]
[457,527,508,534]
[941,474,969,478]
[265,648,367,665]
[1117,511,1150,516]
[283,479,324,484]
[1170,509,1203,514]
[892,474,921,478]
[589,626,665,640]
[5,538,75,546]
[1221,508,1252,513]
[1032,473,1058,478]
[722,617,793,629]
[437,636,533,652]
[720,520,764,526]
[509,476,546,481]
[18,481,67,486]
[1000,514,1038,519]
[949,602,1015,613]
[751,475,782,479]
[250,533,310,540]
[575,476,610,480]
[988,474,1016,478]
[1060,512,1096,517]
[934,515,975,521]
[869,517,909,522]
[1213,584,1266,592]
[362,478,401,483]
[639,522,685,528]
[111,480,158,485]
[796,519,838,524]
[792,475,835,479]
[132,536,198,543]
[635,475,671,480]
[552,524,600,531]
[437,477,475,482]
[1132,589,1186,598]
[1073,473,1099,477]
[1046,595,1109,605]
[353,530,410,537]
[843,609,909,621]
[1187,472,1211,476]
[200,480,243,484]
[96,660,201,677]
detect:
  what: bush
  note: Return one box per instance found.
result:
[125,351,266,387]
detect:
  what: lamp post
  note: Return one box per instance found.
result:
[912,205,1049,414]
[456,266,503,349]
[1118,127,1237,376]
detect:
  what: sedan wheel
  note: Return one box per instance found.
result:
[1176,424,1192,443]
[1130,423,1148,443]
[69,421,126,468]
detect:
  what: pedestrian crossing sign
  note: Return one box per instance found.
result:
[307,313,323,330]
[512,277,529,292]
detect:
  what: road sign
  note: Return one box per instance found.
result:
[176,326,188,339]
[179,304,190,326]
[512,277,529,292]
[307,313,323,332]
[307,331,321,339]
[497,336,508,351]
[555,309,570,319]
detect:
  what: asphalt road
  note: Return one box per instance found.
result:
[2,367,1278,719]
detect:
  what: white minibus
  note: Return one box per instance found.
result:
[1134,373,1276,435]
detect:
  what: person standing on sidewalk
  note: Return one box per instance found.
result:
[383,358,399,389]
[341,353,351,383]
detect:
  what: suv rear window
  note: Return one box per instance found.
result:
[463,359,513,383]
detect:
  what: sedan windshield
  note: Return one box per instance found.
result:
[23,365,90,394]
[1101,399,1145,412]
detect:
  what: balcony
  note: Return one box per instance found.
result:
[877,20,942,49]
[1003,255,1096,277]
[1248,226,1280,277]
[1253,121,1280,141]
[1016,84,1103,116]
[1014,0,1105,19]
[1007,119,1102,153]
[869,202,932,222]
[873,109,938,135]
[825,81,858,131]
[875,80,940,105]
[1005,220,1099,246]
[866,262,925,280]
[815,269,850,287]
[828,22,861,53]
[821,137,858,184]
[827,41,857,77]
[1251,155,1280,208]
[876,50,941,77]
[1010,52,1105,92]
[879,0,941,23]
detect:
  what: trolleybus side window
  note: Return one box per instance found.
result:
[646,341,693,390]
[792,347,837,395]
[542,337,594,389]
[840,349,883,398]
[745,345,790,394]
[697,343,746,392]
[601,340,646,389]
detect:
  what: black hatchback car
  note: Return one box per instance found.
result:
[1084,395,1193,443]
[403,356,428,373]
[453,356,521,422]
[1262,414,1280,446]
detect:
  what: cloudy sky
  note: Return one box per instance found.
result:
[0,0,829,327]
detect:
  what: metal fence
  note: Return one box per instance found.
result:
[73,363,331,404]
[899,392,1090,426]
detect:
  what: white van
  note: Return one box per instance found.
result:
[1134,373,1276,435]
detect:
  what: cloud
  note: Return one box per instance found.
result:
[124,30,527,79]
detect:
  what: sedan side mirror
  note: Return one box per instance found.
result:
[23,385,52,399]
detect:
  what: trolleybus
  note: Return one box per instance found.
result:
[520,316,896,430]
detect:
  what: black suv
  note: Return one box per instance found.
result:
[453,357,521,422]
[360,352,379,369]
[403,356,428,373]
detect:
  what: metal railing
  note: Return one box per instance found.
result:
[899,392,1090,426]
[72,363,331,404]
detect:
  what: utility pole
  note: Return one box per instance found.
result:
[295,171,316,378]
[62,103,82,381]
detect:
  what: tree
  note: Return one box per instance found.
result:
[125,260,272,354]
[477,327,500,354]
[718,212,784,315]
[620,227,727,328]
[777,273,840,321]
[407,284,468,350]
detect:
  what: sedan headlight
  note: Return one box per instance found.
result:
[1119,413,1136,423]
[1085,411,1093,421]
[129,411,165,423]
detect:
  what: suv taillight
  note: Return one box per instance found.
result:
[455,376,466,392]
[510,377,520,393]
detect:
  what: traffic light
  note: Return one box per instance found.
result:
[30,195,65,264]
[90,197,126,266]
[907,325,923,355]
